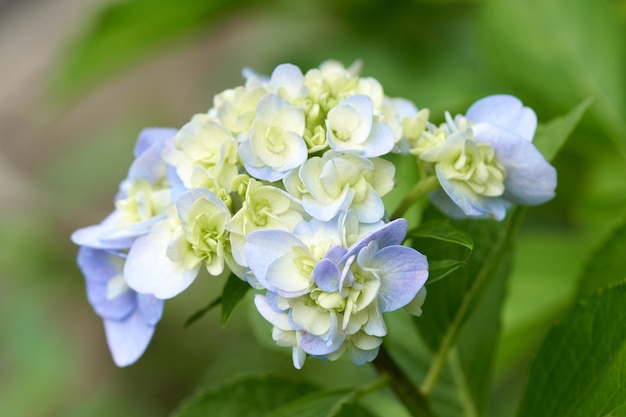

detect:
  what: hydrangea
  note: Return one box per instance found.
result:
[72,61,557,368]
[71,128,177,365]
[416,95,557,220]
[77,248,164,367]
[245,216,428,368]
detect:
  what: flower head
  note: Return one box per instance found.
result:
[245,217,428,368]
[419,95,556,220]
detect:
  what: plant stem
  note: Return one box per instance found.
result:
[391,175,440,220]
[372,345,436,417]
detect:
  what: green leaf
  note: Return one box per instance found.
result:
[267,387,358,417]
[52,0,254,95]
[416,207,525,409]
[517,282,626,417]
[426,260,464,286]
[449,250,511,417]
[172,374,318,417]
[415,208,522,353]
[480,0,626,159]
[408,220,474,251]
[221,273,250,327]
[578,215,626,297]
[534,98,594,162]
[184,296,221,328]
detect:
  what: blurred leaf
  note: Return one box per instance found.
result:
[184,295,221,328]
[267,387,358,417]
[534,98,594,162]
[517,281,626,417]
[480,0,626,159]
[408,219,474,250]
[172,374,317,417]
[53,0,256,95]
[221,273,250,327]
[332,403,378,417]
[450,249,511,416]
[578,215,626,297]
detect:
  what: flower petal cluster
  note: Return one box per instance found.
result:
[245,217,428,368]
[72,61,556,369]
[71,128,175,365]
[415,95,557,220]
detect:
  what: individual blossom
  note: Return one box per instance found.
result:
[326,94,395,157]
[245,217,428,368]
[77,247,164,366]
[239,93,308,182]
[71,127,178,251]
[162,114,239,198]
[124,188,232,299]
[419,95,556,220]
[225,177,304,271]
[284,150,395,223]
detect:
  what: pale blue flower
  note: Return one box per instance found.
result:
[422,95,556,220]
[245,217,428,368]
[77,247,164,366]
[71,128,179,250]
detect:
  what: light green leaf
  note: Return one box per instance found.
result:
[172,374,317,417]
[534,98,594,162]
[267,387,358,417]
[408,220,474,251]
[578,215,626,297]
[480,0,626,159]
[184,295,221,328]
[517,282,626,417]
[221,273,250,327]
[52,0,253,95]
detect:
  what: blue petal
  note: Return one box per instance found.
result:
[434,171,509,220]
[474,124,556,206]
[300,330,346,356]
[313,259,340,292]
[466,95,537,141]
[103,310,156,367]
[343,219,408,261]
[133,128,177,158]
[124,221,201,299]
[365,245,428,312]
[137,293,164,326]
[244,229,306,290]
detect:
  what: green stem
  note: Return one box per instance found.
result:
[372,345,437,417]
[420,207,526,395]
[391,175,440,220]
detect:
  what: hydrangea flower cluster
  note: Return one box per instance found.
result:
[72,60,556,368]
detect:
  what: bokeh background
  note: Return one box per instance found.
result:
[1,0,625,416]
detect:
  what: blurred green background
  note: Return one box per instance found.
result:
[1,0,625,416]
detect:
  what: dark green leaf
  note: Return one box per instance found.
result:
[426,260,464,286]
[450,250,511,416]
[184,296,221,328]
[408,220,474,250]
[415,208,522,352]
[517,282,626,417]
[267,387,357,417]
[534,98,594,162]
[221,273,251,327]
[172,374,317,417]
[332,403,378,417]
[578,215,626,297]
